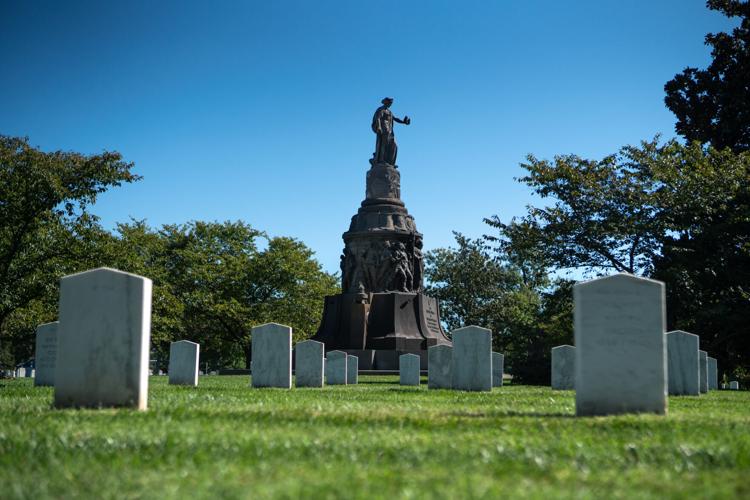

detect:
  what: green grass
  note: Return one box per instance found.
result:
[1,376,749,499]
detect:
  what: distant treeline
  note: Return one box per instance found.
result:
[0,135,339,369]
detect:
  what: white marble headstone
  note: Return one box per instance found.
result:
[347,355,359,385]
[551,345,575,390]
[699,350,708,393]
[18,367,26,378]
[251,323,292,388]
[451,326,492,392]
[666,331,700,396]
[325,351,347,385]
[729,381,739,390]
[492,352,504,388]
[427,345,452,389]
[34,322,58,387]
[54,267,152,410]
[574,274,667,416]
[707,356,718,391]
[295,340,324,388]
[168,340,199,386]
[399,353,420,386]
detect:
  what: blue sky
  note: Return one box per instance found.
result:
[0,1,738,274]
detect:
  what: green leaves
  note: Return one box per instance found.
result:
[101,221,339,369]
[425,233,516,333]
[424,233,573,384]
[0,135,139,365]
[0,135,339,370]
[487,139,671,275]
[664,1,750,152]
[483,137,750,385]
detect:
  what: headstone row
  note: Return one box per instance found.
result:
[32,267,739,413]
[251,325,359,388]
[419,327,504,391]
[572,273,732,416]
[552,329,721,399]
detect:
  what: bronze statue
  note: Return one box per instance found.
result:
[372,97,410,166]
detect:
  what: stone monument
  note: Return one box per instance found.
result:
[312,98,451,369]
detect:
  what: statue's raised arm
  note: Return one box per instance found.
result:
[372,97,410,166]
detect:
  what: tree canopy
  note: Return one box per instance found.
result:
[425,233,573,384]
[98,220,339,370]
[0,135,139,366]
[664,0,750,152]
[0,135,339,370]
[483,138,750,383]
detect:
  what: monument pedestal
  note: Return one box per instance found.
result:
[340,349,429,371]
[313,139,452,365]
[312,291,450,369]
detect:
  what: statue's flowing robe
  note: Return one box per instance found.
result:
[372,106,398,165]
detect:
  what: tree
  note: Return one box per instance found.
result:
[0,136,139,367]
[247,236,341,344]
[102,220,340,370]
[664,0,750,152]
[501,279,574,385]
[424,232,519,333]
[662,2,750,382]
[488,138,750,383]
[485,139,668,276]
[425,233,573,384]
[650,144,750,384]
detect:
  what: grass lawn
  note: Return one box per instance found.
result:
[1,375,749,499]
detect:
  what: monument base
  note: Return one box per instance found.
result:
[341,349,429,370]
[311,291,451,364]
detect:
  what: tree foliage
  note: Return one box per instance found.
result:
[425,233,518,332]
[425,233,573,384]
[0,135,339,370]
[0,135,139,366]
[664,0,750,152]
[485,140,668,275]
[98,220,340,370]
[485,138,750,383]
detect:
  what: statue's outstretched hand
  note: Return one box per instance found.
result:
[403,116,411,125]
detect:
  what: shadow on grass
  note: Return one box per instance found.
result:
[387,387,428,392]
[446,410,575,419]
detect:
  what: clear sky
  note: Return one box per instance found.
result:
[0,1,738,275]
